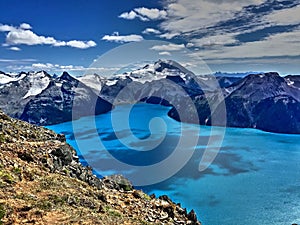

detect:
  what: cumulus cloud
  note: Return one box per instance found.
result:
[102,33,144,43]
[0,24,16,32]
[142,28,161,34]
[54,40,96,49]
[119,7,167,21]
[19,23,32,30]
[119,11,138,20]
[150,43,185,51]
[0,23,97,49]
[6,29,57,45]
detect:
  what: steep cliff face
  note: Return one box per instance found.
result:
[0,110,201,225]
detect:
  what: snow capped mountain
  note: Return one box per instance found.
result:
[0,71,112,125]
[81,59,220,104]
[0,60,299,133]
[120,59,194,84]
[102,59,195,85]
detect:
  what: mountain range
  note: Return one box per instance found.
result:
[0,60,299,134]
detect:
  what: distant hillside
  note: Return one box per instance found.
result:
[214,71,262,77]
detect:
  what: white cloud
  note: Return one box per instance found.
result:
[8,47,21,51]
[186,42,194,48]
[264,5,300,26]
[159,51,171,56]
[19,23,32,30]
[190,34,238,47]
[0,23,97,49]
[119,7,167,21]
[54,40,96,49]
[190,28,300,60]
[134,7,167,20]
[31,63,88,71]
[32,63,56,70]
[119,11,138,20]
[0,24,16,32]
[150,43,185,51]
[159,0,265,36]
[142,28,161,34]
[159,32,180,39]
[7,62,121,75]
[102,33,144,43]
[6,29,57,45]
[0,58,36,63]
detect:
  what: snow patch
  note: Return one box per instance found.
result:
[23,71,50,99]
[106,79,118,86]
[0,73,26,85]
[286,79,295,86]
[78,74,103,93]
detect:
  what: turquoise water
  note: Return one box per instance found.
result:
[47,103,300,225]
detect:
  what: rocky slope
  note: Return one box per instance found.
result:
[0,110,201,225]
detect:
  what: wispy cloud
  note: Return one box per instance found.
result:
[158,51,171,56]
[6,62,86,72]
[6,62,122,76]
[263,4,300,26]
[159,0,265,37]
[8,47,21,51]
[119,7,167,21]
[150,43,185,51]
[102,32,144,43]
[0,23,97,49]
[190,28,300,60]
[31,63,86,71]
[189,34,239,48]
[0,58,36,63]
[155,0,300,44]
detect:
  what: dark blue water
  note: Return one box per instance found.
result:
[47,103,300,225]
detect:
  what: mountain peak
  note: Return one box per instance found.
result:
[59,71,77,82]
[153,59,194,75]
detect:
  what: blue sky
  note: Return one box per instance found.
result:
[0,0,299,75]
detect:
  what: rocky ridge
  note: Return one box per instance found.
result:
[0,110,201,225]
